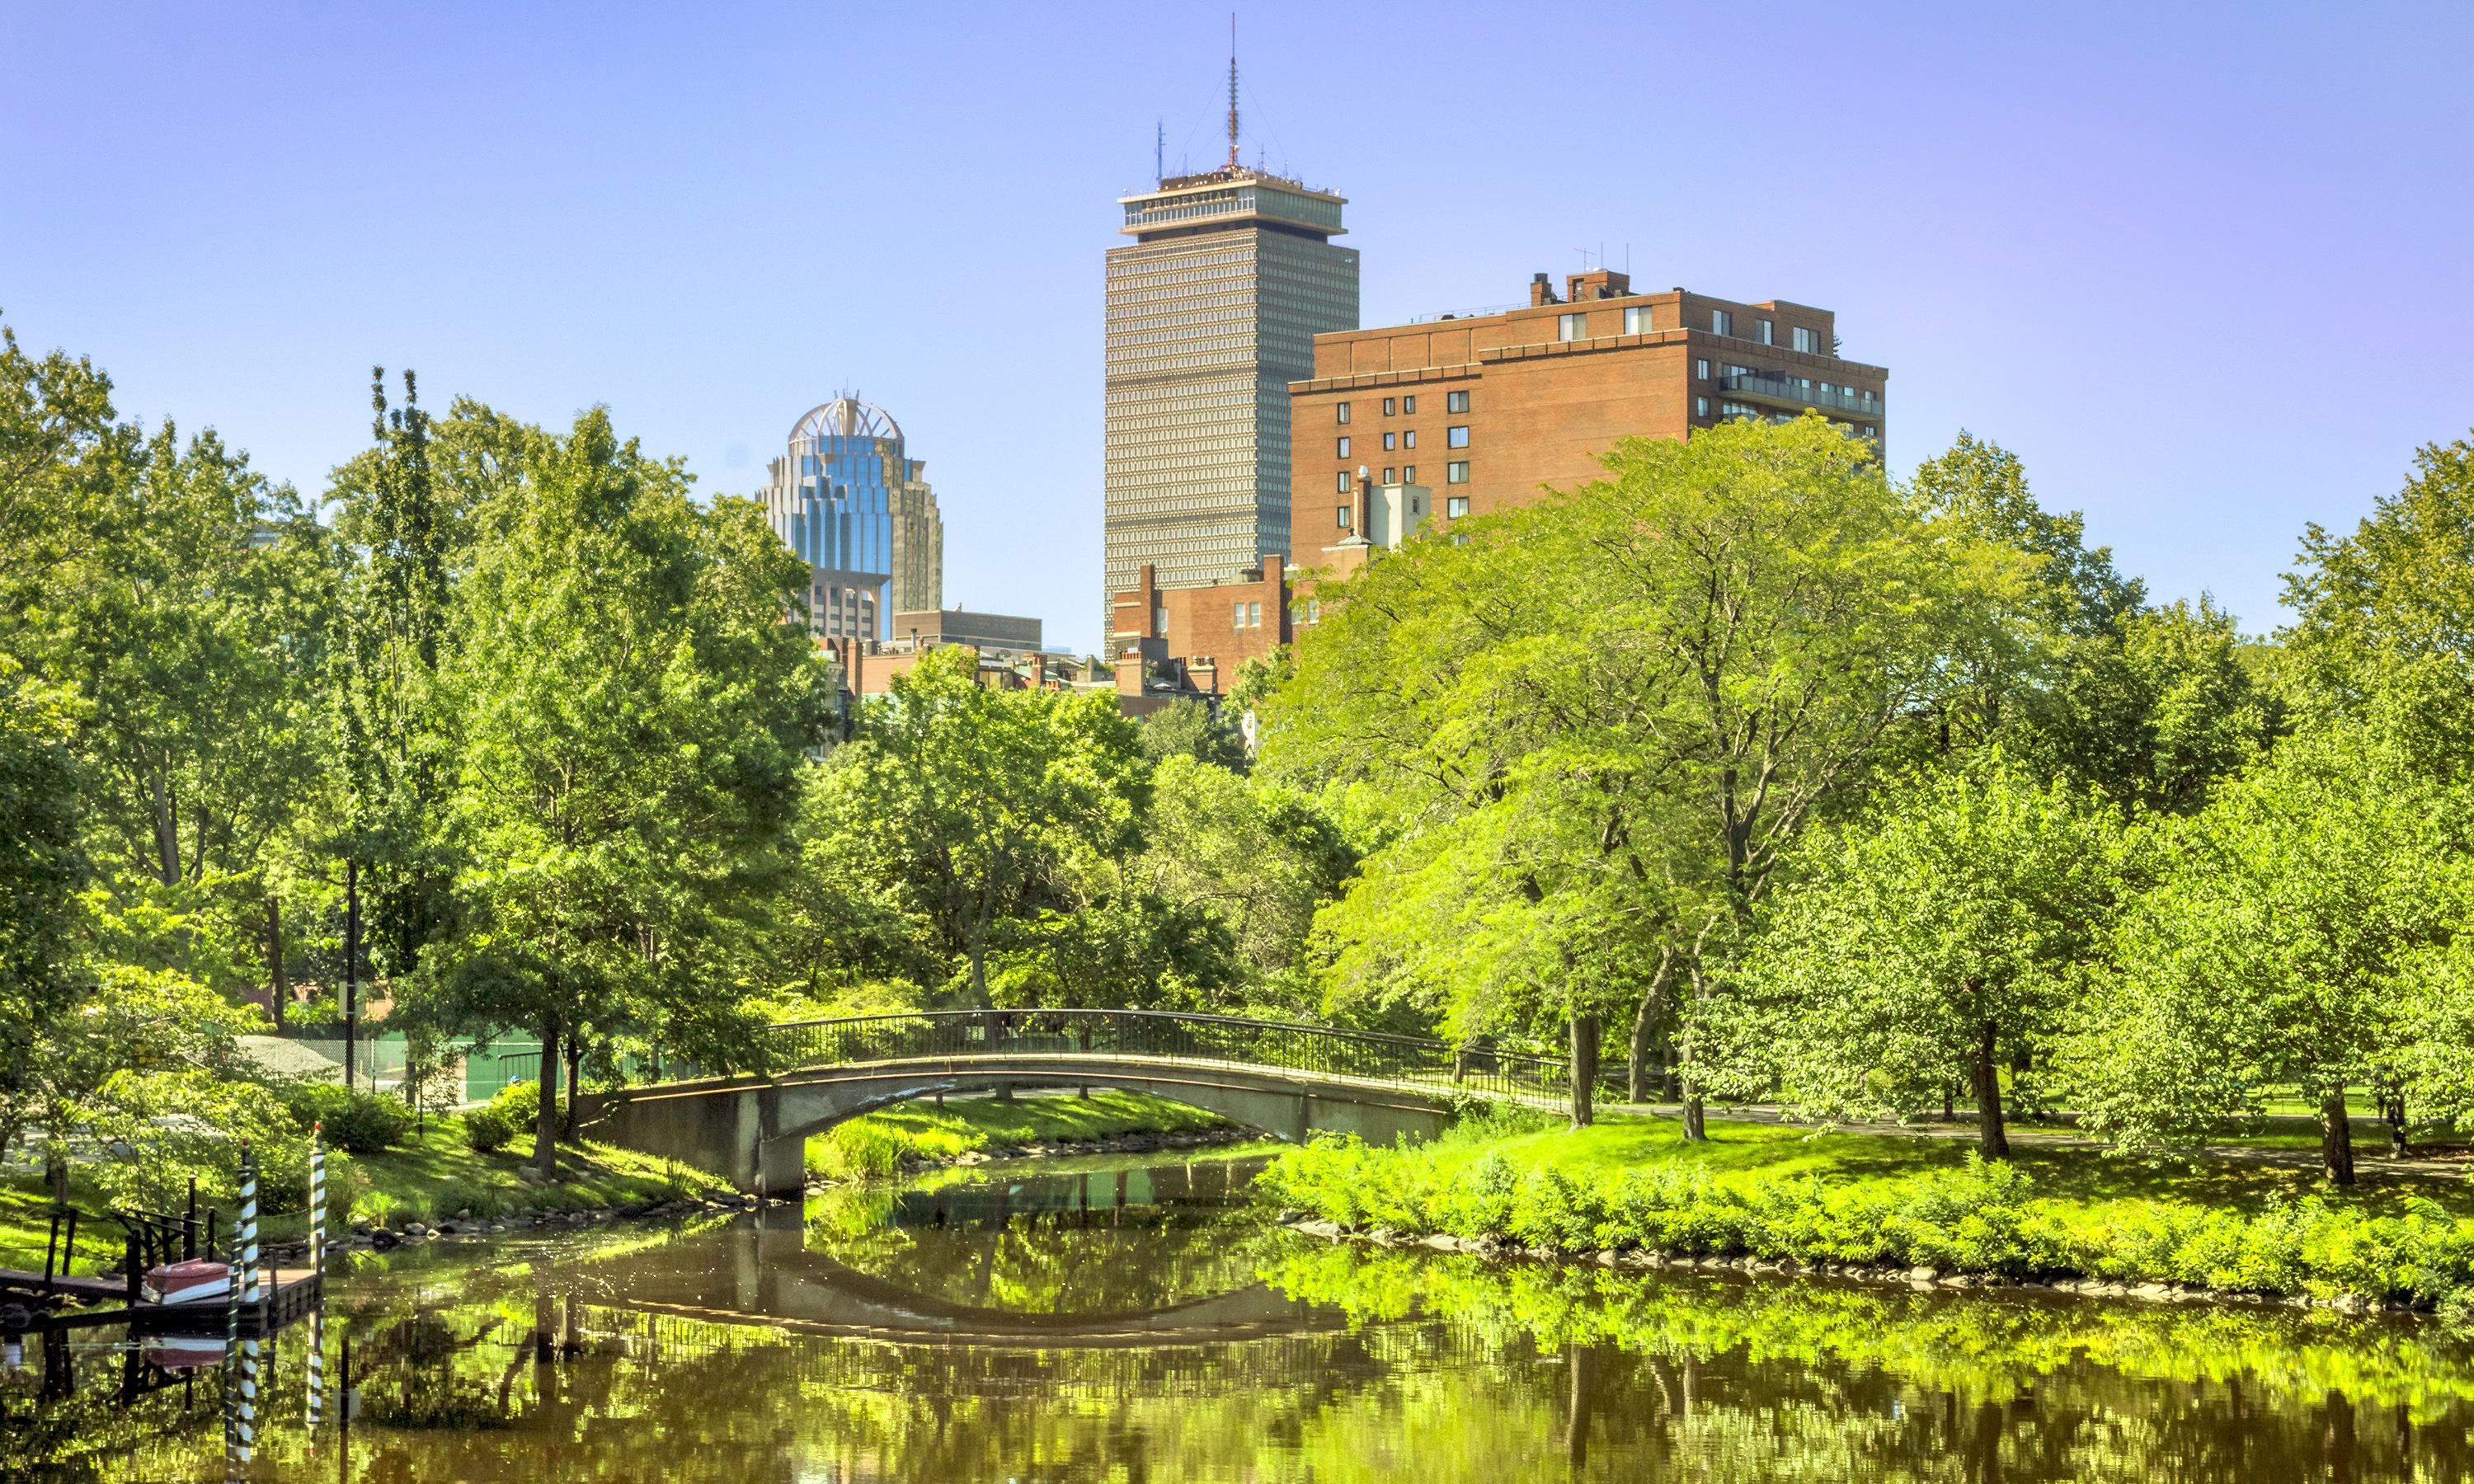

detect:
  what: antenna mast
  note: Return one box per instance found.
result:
[1155,117,1165,183]
[1226,14,1240,171]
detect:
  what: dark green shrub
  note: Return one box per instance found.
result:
[460,1105,516,1153]
[285,1082,417,1155]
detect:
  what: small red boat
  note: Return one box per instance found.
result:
[143,1259,232,1306]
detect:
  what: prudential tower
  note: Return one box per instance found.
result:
[1101,52,1357,639]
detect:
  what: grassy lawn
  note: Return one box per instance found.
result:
[809,1089,1235,1179]
[1,1120,733,1270]
[1420,1108,2474,1219]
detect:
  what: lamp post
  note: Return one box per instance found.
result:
[343,860,360,1094]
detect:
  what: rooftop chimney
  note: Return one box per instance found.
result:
[1529,272,1560,308]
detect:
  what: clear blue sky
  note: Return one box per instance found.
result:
[6,2,2471,654]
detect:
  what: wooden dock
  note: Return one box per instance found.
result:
[0,1268,128,1305]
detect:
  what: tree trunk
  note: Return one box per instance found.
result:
[534,1018,561,1180]
[149,771,181,886]
[2319,1088,2356,1186]
[562,1037,582,1139]
[2382,1084,2409,1157]
[264,895,289,1032]
[1942,1084,1954,1122]
[1627,946,1676,1103]
[1681,1089,1706,1143]
[1569,1012,1598,1130]
[1969,1021,2010,1159]
[1679,966,1707,1143]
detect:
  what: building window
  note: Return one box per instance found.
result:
[1308,599,1320,622]
[1696,358,1710,380]
[1792,326,1818,354]
[1403,464,1417,483]
[1383,432,1396,451]
[1404,430,1416,448]
[1446,462,1470,484]
[1721,402,1761,420]
[1382,397,1396,416]
[1403,395,1417,414]
[1336,470,1351,493]
[1337,436,1350,458]
[1337,504,1352,529]
[1446,425,1470,448]
[1755,318,1774,345]
[1336,402,1350,425]
[1559,312,1587,341]
[1710,308,1733,336]
[1248,601,1261,627]
[1696,396,1710,417]
[1447,495,1470,519]
[1623,305,1650,334]
[1383,467,1396,484]
[1153,606,1168,635]
[1233,602,1246,628]
[1447,390,1470,413]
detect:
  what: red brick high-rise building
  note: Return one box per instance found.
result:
[1284,270,1886,559]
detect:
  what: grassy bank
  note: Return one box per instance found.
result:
[2,1119,733,1270]
[1258,1111,2474,1311]
[808,1089,1235,1180]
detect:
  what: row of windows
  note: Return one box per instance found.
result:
[1705,309,1825,354]
[1230,599,1265,628]
[1335,429,1427,458]
[1333,389,1471,425]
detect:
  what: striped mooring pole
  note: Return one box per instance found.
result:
[305,1125,325,1434]
[224,1145,261,1468]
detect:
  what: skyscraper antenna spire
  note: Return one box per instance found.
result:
[1226,14,1240,171]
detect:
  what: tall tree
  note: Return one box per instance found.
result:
[1270,417,2020,1132]
[414,408,825,1174]
[0,660,83,1153]
[803,646,1146,1007]
[2056,727,2445,1183]
[1733,759,2127,1158]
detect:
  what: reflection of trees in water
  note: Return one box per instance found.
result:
[808,1163,1278,1317]
[28,1201,2474,1481]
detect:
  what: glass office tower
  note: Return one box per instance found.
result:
[760,397,942,641]
[1103,167,1357,639]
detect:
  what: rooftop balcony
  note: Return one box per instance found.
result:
[1720,371,1884,420]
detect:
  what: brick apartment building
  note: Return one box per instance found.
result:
[1285,270,1887,558]
[1108,555,1294,707]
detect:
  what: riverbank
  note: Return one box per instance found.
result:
[1257,1111,2474,1315]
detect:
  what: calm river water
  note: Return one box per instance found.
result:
[11,1147,2474,1481]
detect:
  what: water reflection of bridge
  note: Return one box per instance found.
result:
[572,1300,1499,1406]
[619,1187,1357,1349]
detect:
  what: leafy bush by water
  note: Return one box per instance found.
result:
[282,1082,417,1154]
[1258,1135,2474,1306]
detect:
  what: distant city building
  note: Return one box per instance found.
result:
[760,397,943,641]
[1103,156,1357,637]
[889,608,1042,658]
[1107,555,1294,705]
[1285,270,1887,557]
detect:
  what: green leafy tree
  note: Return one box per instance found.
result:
[0,314,119,642]
[1138,697,1249,772]
[804,646,1146,1007]
[0,660,84,1153]
[2283,430,2474,773]
[2056,727,2444,1183]
[1136,754,1353,1008]
[413,407,824,1174]
[1270,417,2020,1131]
[1733,760,2127,1158]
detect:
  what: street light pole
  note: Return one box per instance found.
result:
[344,860,360,1095]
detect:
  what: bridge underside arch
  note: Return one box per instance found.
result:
[576,1055,1459,1195]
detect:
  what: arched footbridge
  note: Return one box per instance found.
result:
[574,1009,1606,1195]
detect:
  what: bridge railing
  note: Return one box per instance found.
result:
[760,1008,1619,1106]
